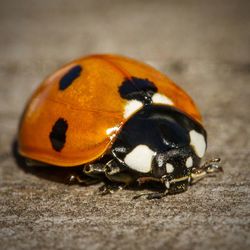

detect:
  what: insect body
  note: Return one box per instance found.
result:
[18,54,221,199]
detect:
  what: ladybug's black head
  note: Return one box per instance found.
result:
[111,105,207,194]
[152,147,200,194]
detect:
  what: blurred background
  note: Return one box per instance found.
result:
[0,1,249,250]
[1,0,250,116]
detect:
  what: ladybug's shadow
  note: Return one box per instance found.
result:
[12,139,85,184]
[12,139,164,192]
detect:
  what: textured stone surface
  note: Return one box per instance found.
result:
[0,1,249,249]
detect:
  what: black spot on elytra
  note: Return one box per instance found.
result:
[59,65,82,90]
[118,77,158,104]
[49,118,68,152]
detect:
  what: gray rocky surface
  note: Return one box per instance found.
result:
[0,1,249,249]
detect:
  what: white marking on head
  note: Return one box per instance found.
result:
[124,100,143,119]
[152,93,174,106]
[166,163,174,173]
[189,130,206,158]
[186,156,193,168]
[124,145,155,173]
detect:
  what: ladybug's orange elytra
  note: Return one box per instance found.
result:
[18,54,202,167]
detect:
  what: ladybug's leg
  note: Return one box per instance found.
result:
[133,190,169,200]
[69,174,101,185]
[69,163,106,185]
[83,163,106,179]
[133,177,169,200]
[191,158,222,184]
[98,183,124,195]
[98,160,136,195]
[105,160,136,185]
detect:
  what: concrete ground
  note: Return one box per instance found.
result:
[0,1,249,249]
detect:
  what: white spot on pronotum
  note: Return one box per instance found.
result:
[189,130,206,158]
[124,100,143,118]
[186,156,193,168]
[124,145,155,173]
[166,163,174,173]
[152,93,174,106]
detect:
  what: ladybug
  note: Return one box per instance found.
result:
[18,54,221,199]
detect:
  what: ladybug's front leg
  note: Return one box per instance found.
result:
[98,160,137,195]
[69,174,101,185]
[191,158,222,184]
[83,163,106,179]
[70,163,106,185]
[105,159,136,185]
